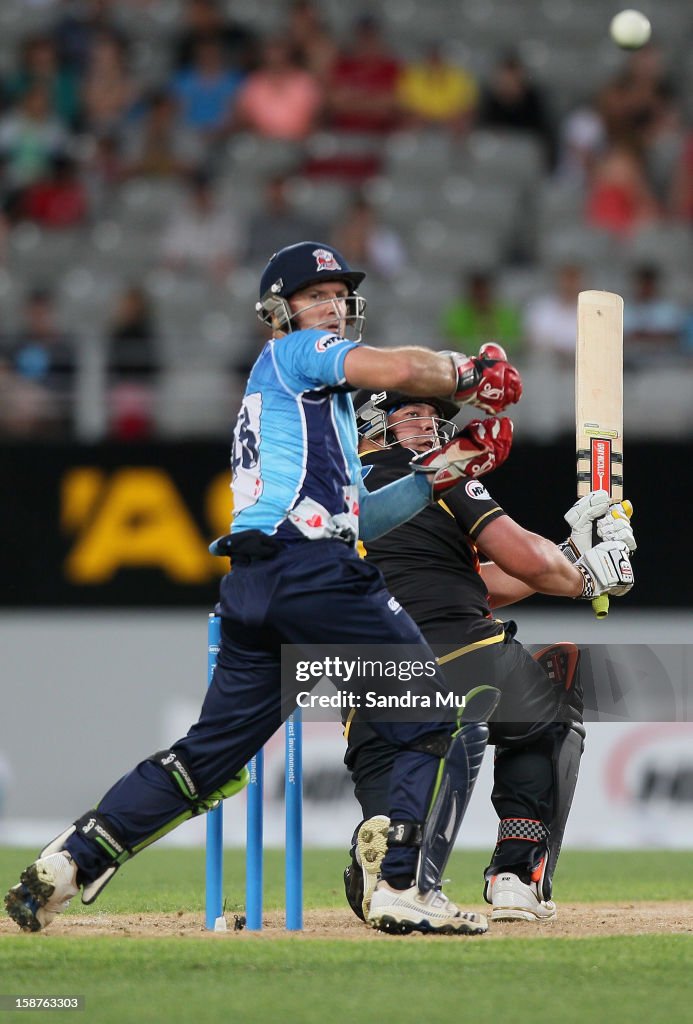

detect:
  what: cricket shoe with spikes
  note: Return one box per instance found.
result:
[5,852,79,932]
[368,881,488,936]
[343,815,390,922]
[486,868,557,922]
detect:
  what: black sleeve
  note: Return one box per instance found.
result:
[359,447,413,491]
[437,478,505,541]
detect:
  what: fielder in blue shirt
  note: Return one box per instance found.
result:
[7,241,538,937]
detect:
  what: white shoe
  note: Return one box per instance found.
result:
[368,881,488,935]
[487,871,557,922]
[4,852,79,932]
[356,815,389,919]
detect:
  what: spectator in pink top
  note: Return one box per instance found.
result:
[232,37,322,140]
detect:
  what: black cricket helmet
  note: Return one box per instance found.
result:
[256,241,367,340]
[352,389,459,448]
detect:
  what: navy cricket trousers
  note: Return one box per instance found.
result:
[66,539,453,883]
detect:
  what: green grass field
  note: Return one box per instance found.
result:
[1,848,691,1024]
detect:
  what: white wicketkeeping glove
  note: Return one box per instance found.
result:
[574,541,634,600]
[561,490,636,562]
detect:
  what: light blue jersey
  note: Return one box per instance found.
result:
[231,328,362,543]
[230,327,434,546]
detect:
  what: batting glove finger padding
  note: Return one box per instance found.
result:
[596,500,636,552]
[411,416,513,497]
[564,489,611,558]
[563,492,635,560]
[575,540,634,599]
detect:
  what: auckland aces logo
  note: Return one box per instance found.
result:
[313,248,342,272]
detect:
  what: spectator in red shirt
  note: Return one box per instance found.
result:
[327,15,401,133]
[20,154,89,228]
[586,144,659,237]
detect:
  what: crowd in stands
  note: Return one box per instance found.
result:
[0,0,691,441]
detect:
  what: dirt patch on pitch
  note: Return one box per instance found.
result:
[3,903,693,940]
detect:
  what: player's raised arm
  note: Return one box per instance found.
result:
[343,341,522,414]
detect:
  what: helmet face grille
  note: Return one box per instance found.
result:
[257,292,366,342]
[353,390,458,448]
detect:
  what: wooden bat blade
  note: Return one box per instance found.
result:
[575,290,624,618]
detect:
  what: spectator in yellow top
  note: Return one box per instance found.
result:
[397,42,478,134]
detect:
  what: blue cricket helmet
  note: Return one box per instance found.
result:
[256,241,367,339]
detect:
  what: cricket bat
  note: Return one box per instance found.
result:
[575,290,624,619]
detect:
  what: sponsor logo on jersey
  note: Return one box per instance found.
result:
[387,595,402,614]
[465,480,491,500]
[315,333,341,352]
[313,248,342,272]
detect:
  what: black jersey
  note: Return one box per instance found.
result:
[360,445,506,643]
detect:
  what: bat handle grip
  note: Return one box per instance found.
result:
[591,500,631,618]
[589,518,610,618]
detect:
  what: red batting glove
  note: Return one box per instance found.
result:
[411,417,513,496]
[446,343,523,414]
[474,342,523,413]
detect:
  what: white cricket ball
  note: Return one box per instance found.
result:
[609,9,652,49]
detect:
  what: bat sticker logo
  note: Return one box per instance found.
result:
[591,438,611,492]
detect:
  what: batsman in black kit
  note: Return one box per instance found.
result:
[345,377,637,923]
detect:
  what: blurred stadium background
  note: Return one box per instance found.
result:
[1,0,691,856]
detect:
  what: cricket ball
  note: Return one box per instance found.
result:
[609,9,652,49]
